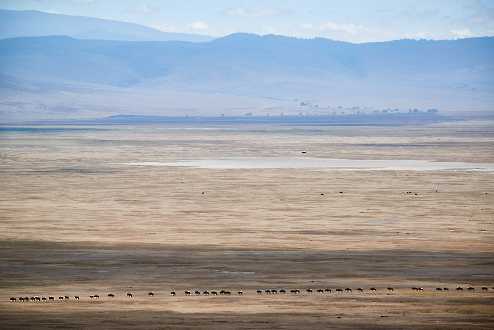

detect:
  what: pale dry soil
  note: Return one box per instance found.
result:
[0,121,493,329]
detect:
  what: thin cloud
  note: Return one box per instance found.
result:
[450,28,474,38]
[189,21,209,30]
[223,7,288,17]
[319,21,367,35]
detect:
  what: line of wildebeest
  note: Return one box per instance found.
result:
[8,286,492,302]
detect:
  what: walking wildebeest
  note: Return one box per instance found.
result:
[238,291,243,295]
[211,291,218,295]
[456,287,463,291]
[467,287,475,291]
[184,291,191,296]
[482,287,488,291]
[49,296,54,301]
[257,290,262,294]
[194,291,201,295]
[279,289,286,294]
[325,288,332,293]
[93,295,99,299]
[387,287,394,292]
[108,293,115,298]
[30,297,36,302]
[317,289,324,293]
[148,292,154,296]
[357,288,363,292]
[290,289,300,294]
[74,296,80,300]
[443,288,449,291]
[203,291,209,295]
[345,288,352,292]
[335,288,343,293]
[370,288,377,292]
[10,297,16,302]
[127,293,134,298]
[18,297,24,302]
[64,296,69,300]
[35,297,41,301]
[436,288,443,291]
[41,297,47,301]
[306,289,313,293]
[170,291,176,296]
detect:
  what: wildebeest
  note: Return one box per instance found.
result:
[93,295,99,299]
[335,288,343,293]
[203,291,209,295]
[127,293,134,298]
[257,290,262,294]
[170,291,176,296]
[482,287,488,291]
[59,296,65,301]
[306,289,313,293]
[35,297,41,301]
[64,296,69,300]
[345,288,352,292]
[30,297,36,302]
[387,287,394,291]
[237,291,243,295]
[370,288,377,292]
[18,297,24,302]
[49,296,54,301]
[467,287,475,291]
[108,293,115,298]
[148,292,155,296]
[317,289,324,293]
[194,291,201,295]
[436,288,443,291]
[211,291,218,295]
[74,296,80,300]
[290,289,300,294]
[279,289,286,294]
[443,288,449,291]
[357,288,364,292]
[271,289,277,294]
[456,287,464,291]
[9,297,16,302]
[265,289,271,294]
[325,288,332,293]
[89,295,94,299]
[184,291,191,296]
[41,297,47,301]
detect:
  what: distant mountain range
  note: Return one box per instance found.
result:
[0,10,493,122]
[0,9,212,42]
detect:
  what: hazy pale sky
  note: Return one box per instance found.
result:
[1,0,493,42]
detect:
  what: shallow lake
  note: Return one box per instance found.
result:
[123,158,494,171]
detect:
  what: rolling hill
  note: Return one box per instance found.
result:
[0,9,212,42]
[0,32,493,121]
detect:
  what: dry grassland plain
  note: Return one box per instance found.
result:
[0,121,493,329]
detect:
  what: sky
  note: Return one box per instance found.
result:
[1,0,493,42]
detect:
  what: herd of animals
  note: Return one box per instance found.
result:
[8,286,492,302]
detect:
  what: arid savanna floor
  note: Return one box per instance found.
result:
[0,121,493,329]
